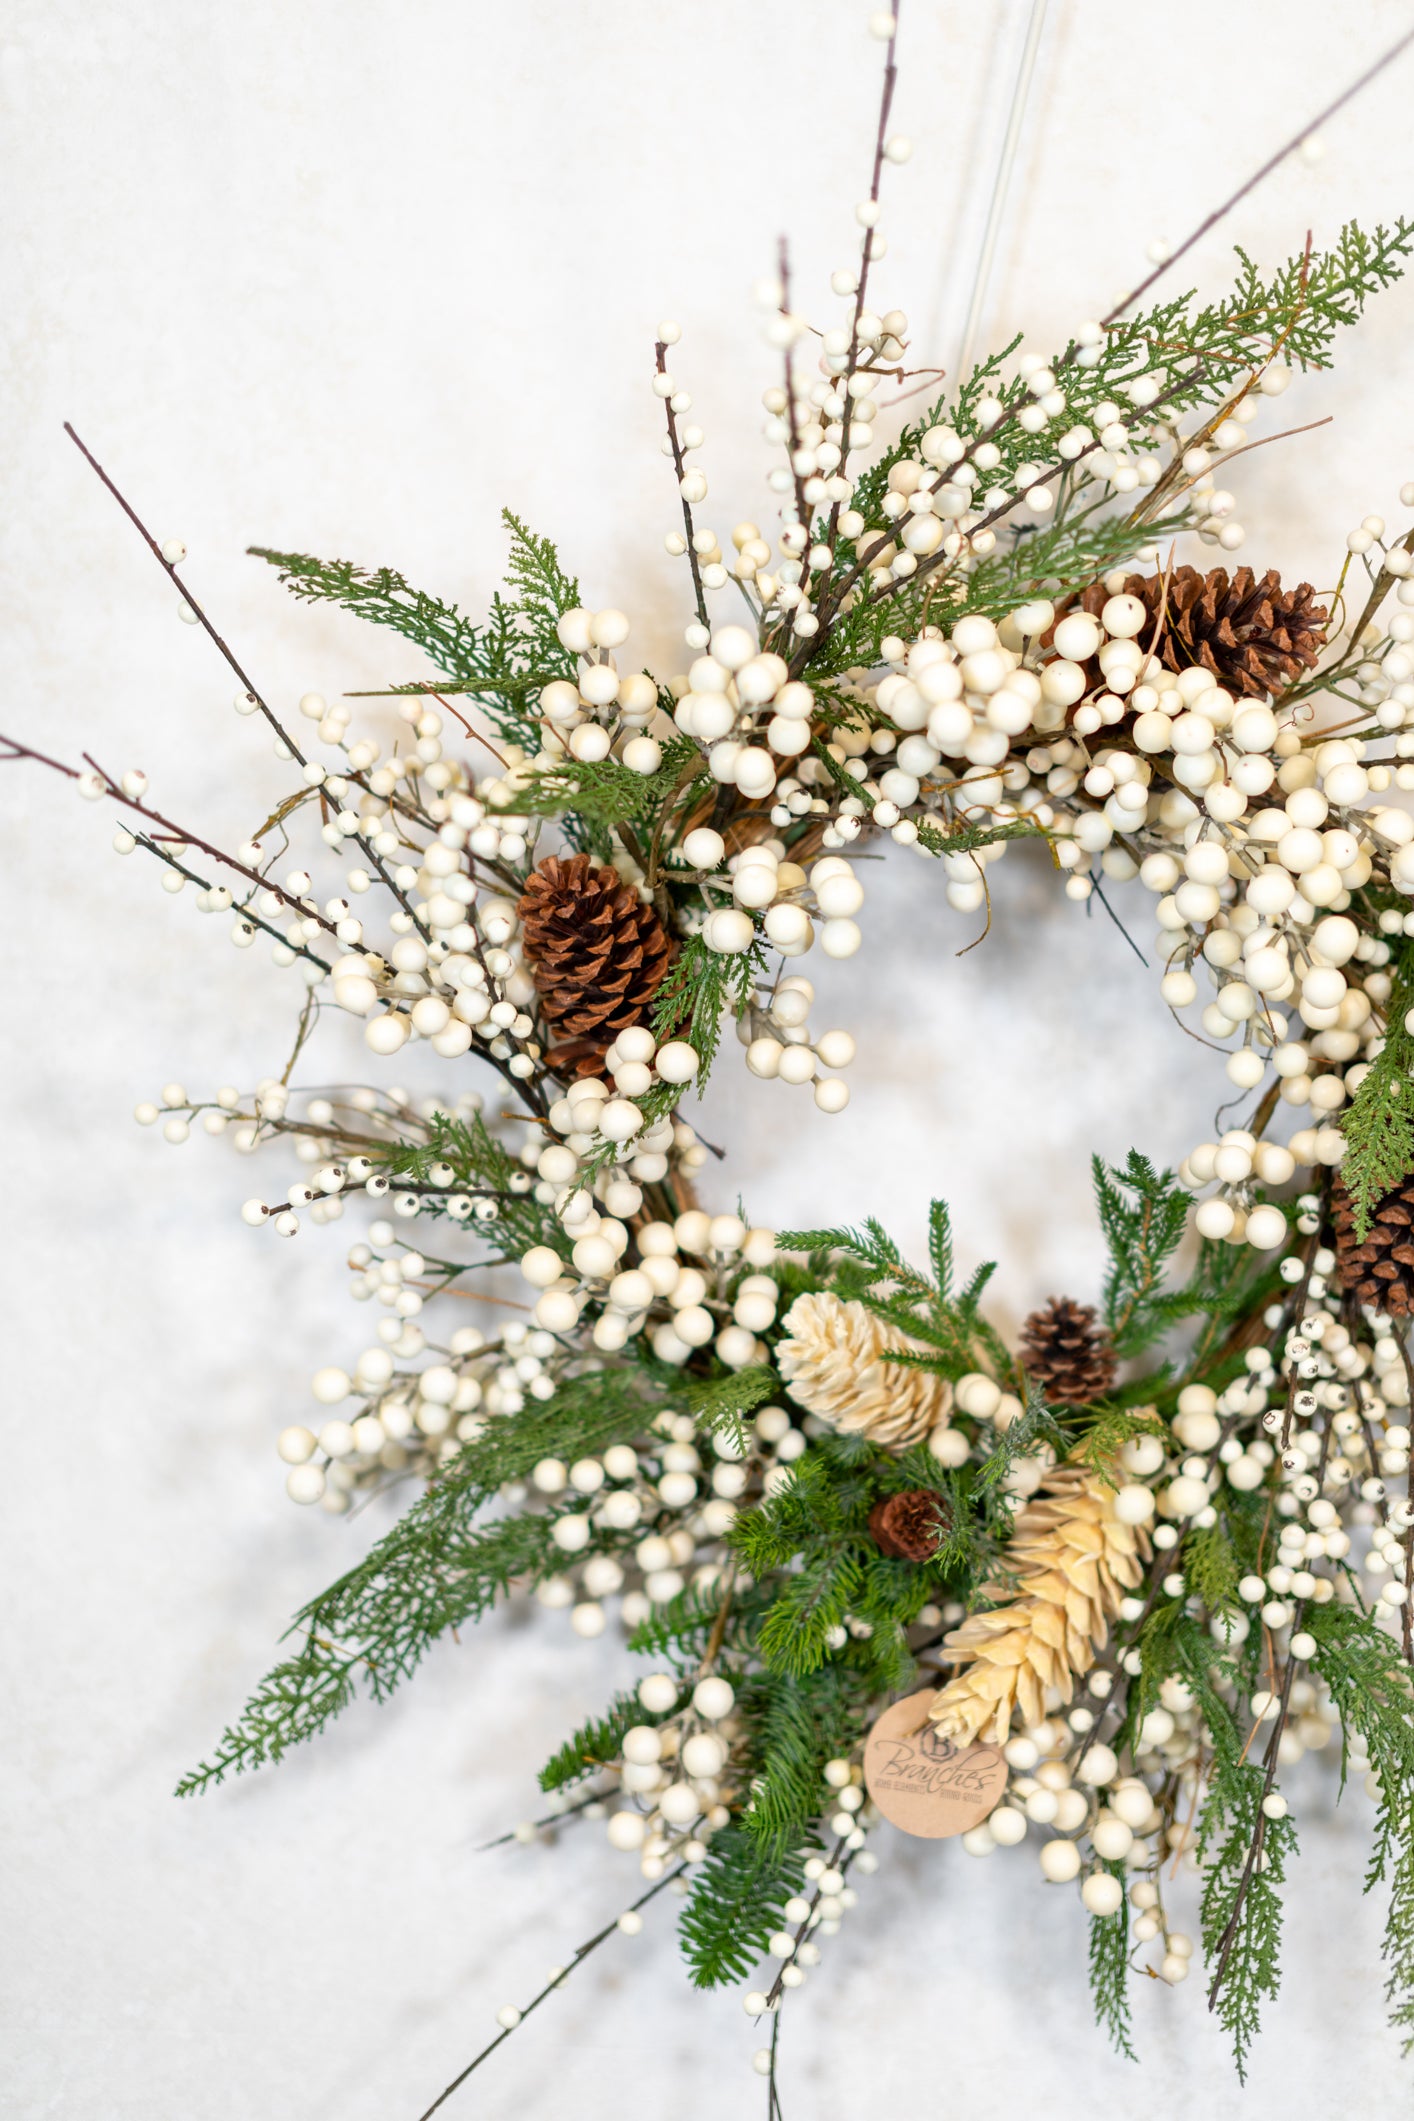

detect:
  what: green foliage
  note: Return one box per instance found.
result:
[651,931,767,1085]
[1307,1600,1414,2049]
[974,1384,1067,1521]
[812,222,1412,672]
[626,1583,765,1666]
[671,1364,778,1455]
[1199,1768,1298,2080]
[778,1200,1014,1388]
[1171,1622,1294,2077]
[177,1510,558,1796]
[540,1687,678,1793]
[1087,1860,1137,2062]
[249,509,581,746]
[1068,1404,1166,1486]
[178,1367,665,1793]
[728,1443,948,1689]
[1092,1151,1191,1355]
[378,1110,566,1258]
[1183,1522,1241,1618]
[497,733,706,863]
[963,506,1190,621]
[736,1665,869,1861]
[1340,939,1414,1240]
[678,1827,807,1988]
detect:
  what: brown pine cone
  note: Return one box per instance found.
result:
[1080,566,1326,700]
[868,1488,950,1562]
[1332,1176,1414,1318]
[518,853,674,1077]
[1020,1297,1118,1405]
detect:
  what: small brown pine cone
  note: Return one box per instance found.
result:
[868,1489,950,1562]
[1020,1297,1117,1405]
[1079,565,1326,701]
[1332,1176,1414,1318]
[518,853,675,1077]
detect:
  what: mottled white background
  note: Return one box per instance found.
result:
[6,2,1414,2115]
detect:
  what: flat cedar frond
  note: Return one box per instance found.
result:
[963,508,1191,619]
[1088,1860,1138,2062]
[1340,938,1414,1240]
[651,933,765,1085]
[177,1368,664,1793]
[819,222,1411,674]
[1182,1522,1241,1615]
[1199,1768,1298,2079]
[1307,1602,1414,2049]
[497,734,705,834]
[249,517,582,746]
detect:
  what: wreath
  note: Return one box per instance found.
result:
[12,11,1414,2104]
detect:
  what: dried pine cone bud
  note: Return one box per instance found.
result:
[929,1464,1147,1744]
[1079,565,1326,700]
[1332,1175,1414,1317]
[868,1488,950,1561]
[1020,1296,1117,1405]
[518,853,674,1076]
[776,1291,952,1450]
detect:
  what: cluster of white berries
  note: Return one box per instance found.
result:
[522,1210,777,1369]
[602,1671,739,1871]
[527,1400,809,1641]
[526,1032,710,1223]
[540,606,660,771]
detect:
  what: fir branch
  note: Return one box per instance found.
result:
[540,1687,679,1793]
[736,1666,868,1861]
[1093,1150,1191,1354]
[626,1583,767,1665]
[678,1826,807,1989]
[673,1365,778,1455]
[1068,1404,1167,1486]
[249,508,582,747]
[756,1551,864,1677]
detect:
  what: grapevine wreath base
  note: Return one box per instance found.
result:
[13,9,1414,2106]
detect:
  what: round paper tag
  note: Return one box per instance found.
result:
[863,1690,1008,1838]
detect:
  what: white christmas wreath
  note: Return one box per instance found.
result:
[12,9,1414,2105]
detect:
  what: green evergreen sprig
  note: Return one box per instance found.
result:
[177,1366,667,1794]
[1339,938,1414,1239]
[249,509,581,747]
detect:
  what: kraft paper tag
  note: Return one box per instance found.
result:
[863,1689,1008,1838]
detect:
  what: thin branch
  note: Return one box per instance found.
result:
[1101,28,1414,329]
[412,1863,688,2120]
[655,345,709,628]
[63,423,435,941]
[0,733,341,937]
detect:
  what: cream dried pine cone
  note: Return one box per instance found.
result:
[929,1462,1148,1745]
[775,1290,951,1450]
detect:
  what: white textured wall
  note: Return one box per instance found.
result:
[6,2,1414,2114]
